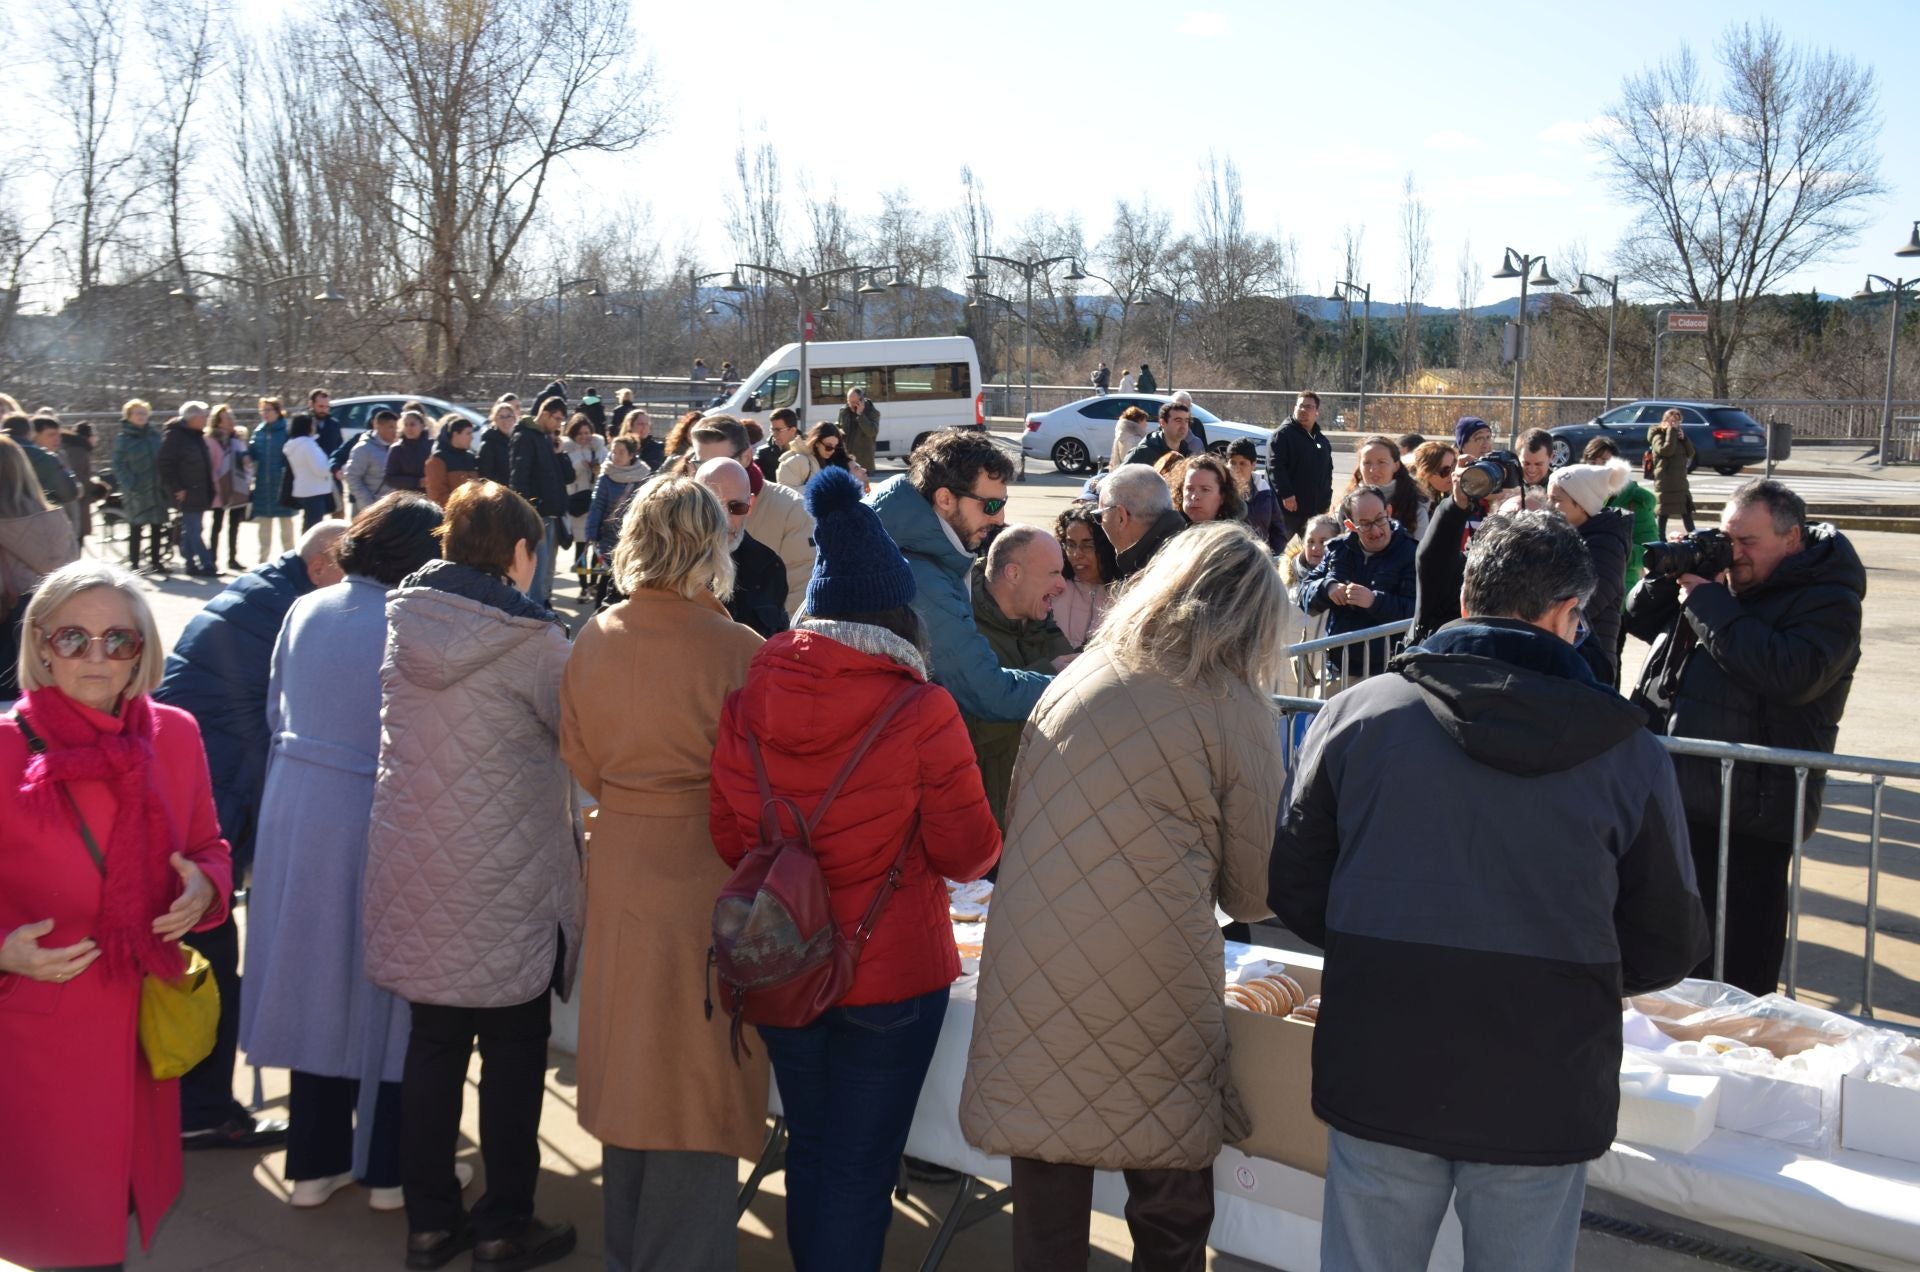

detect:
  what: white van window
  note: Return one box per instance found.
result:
[888,363,972,401]
[812,367,883,402]
[751,369,799,409]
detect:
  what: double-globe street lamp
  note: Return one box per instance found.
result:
[1856,233,1919,468]
[967,253,1085,421]
[726,262,904,424]
[1491,249,1557,447]
[1567,272,1621,412]
[815,265,910,340]
[170,270,346,396]
[1328,279,1372,432]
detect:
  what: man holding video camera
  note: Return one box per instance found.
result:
[1625,479,1865,995]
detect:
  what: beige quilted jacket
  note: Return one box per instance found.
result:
[960,647,1286,1170]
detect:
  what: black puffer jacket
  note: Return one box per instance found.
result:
[157,420,216,513]
[1575,507,1631,686]
[1267,417,1334,517]
[508,423,568,518]
[1625,525,1865,842]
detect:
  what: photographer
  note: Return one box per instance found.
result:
[1625,480,1865,995]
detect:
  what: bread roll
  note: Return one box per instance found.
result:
[1272,973,1306,1013]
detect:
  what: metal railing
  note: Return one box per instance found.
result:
[1270,644,1919,1030]
[1283,618,1413,698]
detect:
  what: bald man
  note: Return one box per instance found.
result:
[696,457,789,638]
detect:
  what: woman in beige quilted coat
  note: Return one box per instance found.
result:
[559,477,766,1272]
[961,521,1289,1272]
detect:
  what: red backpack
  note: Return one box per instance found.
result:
[707,682,927,1059]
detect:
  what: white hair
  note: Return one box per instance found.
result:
[1102,464,1173,515]
[17,560,165,697]
[179,400,210,418]
[297,518,349,565]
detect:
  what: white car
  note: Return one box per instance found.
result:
[1019,393,1270,473]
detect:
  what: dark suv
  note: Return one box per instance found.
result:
[1547,400,1772,475]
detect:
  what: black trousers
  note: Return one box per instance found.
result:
[179,909,246,1133]
[125,522,166,571]
[1687,820,1795,996]
[286,1071,403,1186]
[1011,1157,1214,1272]
[209,505,248,559]
[401,990,552,1239]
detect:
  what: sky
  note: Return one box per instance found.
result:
[611,0,1918,304]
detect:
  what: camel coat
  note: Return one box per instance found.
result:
[560,587,768,1157]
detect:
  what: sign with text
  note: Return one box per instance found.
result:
[1668,311,1710,333]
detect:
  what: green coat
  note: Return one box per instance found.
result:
[1609,480,1658,592]
[110,418,168,527]
[962,564,1074,830]
[1646,424,1695,516]
[837,401,881,471]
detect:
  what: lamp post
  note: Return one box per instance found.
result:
[1491,248,1557,446]
[968,292,1031,480]
[553,275,603,378]
[1329,279,1372,431]
[1854,273,1919,468]
[1129,284,1182,393]
[817,264,907,340]
[1568,272,1621,411]
[967,253,1085,421]
[727,262,896,426]
[169,269,345,395]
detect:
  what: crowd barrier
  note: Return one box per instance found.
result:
[1274,619,1919,1031]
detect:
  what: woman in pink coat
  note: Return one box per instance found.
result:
[0,560,232,1269]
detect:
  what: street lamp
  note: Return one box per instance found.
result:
[553,275,603,378]
[969,253,1085,421]
[1130,284,1183,393]
[729,262,898,426]
[169,269,345,395]
[1897,220,1919,258]
[1854,273,1919,468]
[1492,248,1557,446]
[1329,279,1373,431]
[818,264,907,339]
[1568,272,1622,411]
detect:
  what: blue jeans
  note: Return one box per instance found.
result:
[759,987,949,1272]
[1322,1128,1587,1272]
[176,508,214,571]
[530,516,557,605]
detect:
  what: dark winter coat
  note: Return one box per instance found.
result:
[1121,428,1202,469]
[23,442,78,507]
[475,427,511,487]
[1267,416,1335,518]
[508,424,567,518]
[1245,484,1284,553]
[1410,495,1474,646]
[1271,619,1709,1166]
[247,417,298,518]
[1646,423,1695,518]
[724,531,790,639]
[1135,367,1158,394]
[1625,525,1866,842]
[1575,507,1631,686]
[157,420,216,514]
[1299,527,1418,672]
[1113,506,1189,580]
[152,551,320,875]
[584,459,650,553]
[752,438,784,485]
[384,433,431,493]
[110,418,168,527]
[962,564,1073,829]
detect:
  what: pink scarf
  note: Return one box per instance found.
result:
[15,687,183,981]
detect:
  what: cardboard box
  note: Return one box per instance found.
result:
[1617,1062,1721,1153]
[1225,964,1327,1177]
[1841,1073,1920,1166]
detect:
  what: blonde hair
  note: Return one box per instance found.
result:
[208,403,237,437]
[1089,521,1285,696]
[0,393,20,416]
[258,396,283,415]
[17,561,166,697]
[1661,408,1684,427]
[611,476,735,600]
[123,398,151,417]
[0,437,50,518]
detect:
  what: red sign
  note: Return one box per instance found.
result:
[804,310,815,340]
[1668,311,1709,333]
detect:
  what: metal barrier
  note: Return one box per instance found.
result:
[1283,618,1414,698]
[1269,685,1920,1030]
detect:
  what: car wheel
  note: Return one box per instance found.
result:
[1550,438,1572,467]
[1715,464,1743,477]
[1052,437,1092,474]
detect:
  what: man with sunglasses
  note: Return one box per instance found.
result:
[1298,486,1417,677]
[1098,465,1187,580]
[871,429,1052,723]
[695,457,788,639]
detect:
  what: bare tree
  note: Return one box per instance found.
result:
[1597,20,1883,397]
[1096,198,1172,359]
[1189,153,1286,382]
[1455,238,1482,375]
[725,133,790,358]
[43,0,148,297]
[869,189,954,338]
[1397,174,1431,389]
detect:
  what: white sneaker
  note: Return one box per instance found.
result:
[367,1160,474,1212]
[288,1172,355,1208]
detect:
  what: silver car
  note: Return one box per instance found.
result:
[1020,393,1271,473]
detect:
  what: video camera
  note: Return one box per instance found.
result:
[1643,529,1735,580]
[1455,449,1523,502]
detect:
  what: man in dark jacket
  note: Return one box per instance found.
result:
[5,414,80,510]
[1267,390,1333,544]
[1135,363,1157,394]
[536,376,567,411]
[1091,361,1110,395]
[158,400,219,575]
[292,387,344,460]
[1121,399,1203,469]
[963,525,1072,828]
[756,408,799,484]
[1272,511,1708,1272]
[838,387,882,472]
[1098,464,1186,579]
[1626,480,1865,995]
[578,386,605,433]
[510,396,570,605]
[696,458,789,638]
[1299,486,1417,675]
[155,520,348,1148]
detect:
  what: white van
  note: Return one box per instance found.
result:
[714,336,984,462]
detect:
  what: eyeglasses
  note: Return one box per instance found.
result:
[39,625,145,661]
[1573,607,1590,646]
[1436,464,1456,476]
[950,489,1008,516]
[722,499,752,516]
[1347,514,1392,533]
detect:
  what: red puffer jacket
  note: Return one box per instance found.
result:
[710,622,1001,1007]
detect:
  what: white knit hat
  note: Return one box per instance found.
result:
[1548,458,1631,517]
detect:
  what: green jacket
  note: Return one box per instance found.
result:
[1609,480,1657,593]
[111,418,168,527]
[962,563,1073,829]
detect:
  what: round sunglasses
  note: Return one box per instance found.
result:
[39,625,145,661]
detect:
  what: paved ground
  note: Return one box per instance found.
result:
[102,462,1917,1271]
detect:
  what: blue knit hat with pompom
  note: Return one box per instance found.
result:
[802,468,916,616]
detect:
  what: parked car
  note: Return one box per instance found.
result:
[328,394,488,445]
[1547,400,1772,476]
[1021,393,1268,473]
